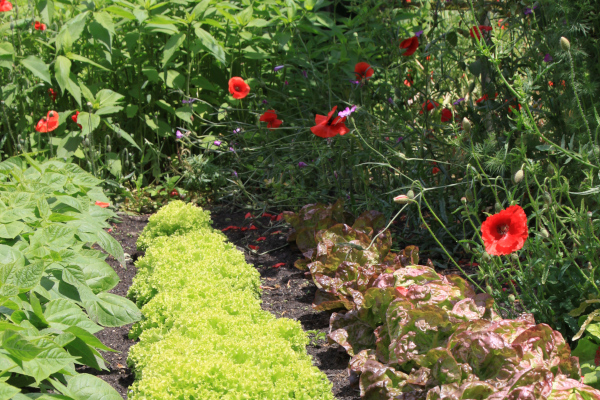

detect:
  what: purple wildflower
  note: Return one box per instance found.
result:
[543,53,553,63]
[388,97,394,104]
[298,162,308,168]
[274,65,285,72]
[396,136,404,143]
[176,130,184,139]
[229,147,236,153]
[334,171,338,179]
[524,5,538,15]
[415,30,424,37]
[232,170,238,177]
[302,70,308,78]
[233,128,241,134]
[262,99,268,104]
[182,98,197,104]
[338,105,357,118]
[213,140,222,146]
[350,80,360,85]
[453,98,465,105]
[284,80,288,85]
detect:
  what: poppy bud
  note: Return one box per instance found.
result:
[543,191,552,205]
[393,194,413,204]
[84,138,90,146]
[588,211,593,219]
[482,252,491,262]
[486,285,493,295]
[462,118,472,133]
[514,169,524,183]
[87,102,93,109]
[540,228,550,238]
[107,145,111,152]
[461,196,467,203]
[547,164,555,175]
[495,203,502,213]
[397,152,406,159]
[560,37,570,51]
[465,190,474,202]
[510,253,519,262]
[508,294,516,303]
[407,189,415,199]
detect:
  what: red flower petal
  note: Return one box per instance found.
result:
[441,108,453,123]
[95,201,110,208]
[249,245,259,251]
[275,214,283,221]
[241,227,248,231]
[354,62,374,80]
[400,36,419,56]
[262,213,274,218]
[395,286,409,297]
[272,262,285,268]
[221,226,240,231]
[249,225,257,230]
[259,110,278,122]
[481,205,529,256]
[228,77,250,99]
[257,237,266,241]
[245,212,252,219]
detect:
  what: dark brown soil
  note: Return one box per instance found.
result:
[87,207,360,400]
[76,214,148,399]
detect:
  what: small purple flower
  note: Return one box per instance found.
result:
[229,147,236,153]
[182,98,197,104]
[524,5,538,15]
[350,80,360,85]
[298,162,308,168]
[213,140,222,146]
[388,97,394,104]
[302,70,308,78]
[274,65,285,72]
[543,53,553,63]
[334,171,338,179]
[453,98,465,105]
[232,170,238,177]
[338,105,357,118]
[415,30,424,38]
[396,136,404,143]
[233,128,241,134]
[284,80,288,85]
[262,99,268,104]
[176,130,184,139]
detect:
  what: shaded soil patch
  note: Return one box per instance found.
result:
[208,206,361,400]
[77,214,148,399]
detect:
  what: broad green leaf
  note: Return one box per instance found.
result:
[0,246,44,292]
[44,299,102,334]
[67,374,122,400]
[0,221,26,239]
[85,292,141,327]
[247,18,269,28]
[104,6,135,20]
[0,43,14,70]
[56,132,84,159]
[175,107,193,123]
[236,6,253,26]
[36,0,54,24]
[64,336,106,371]
[67,53,111,72]
[90,12,114,53]
[194,27,226,64]
[103,120,141,151]
[162,32,186,68]
[95,89,124,109]
[93,229,124,266]
[105,152,122,178]
[2,330,43,361]
[304,0,316,10]
[0,381,20,399]
[18,340,78,383]
[65,326,114,352]
[56,12,89,52]
[20,56,52,85]
[191,0,211,19]
[77,112,101,136]
[133,8,149,24]
[79,81,95,104]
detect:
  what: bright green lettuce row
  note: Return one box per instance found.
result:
[128,229,261,307]
[128,308,333,400]
[136,200,213,250]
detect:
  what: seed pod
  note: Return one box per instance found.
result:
[508,294,516,303]
[407,189,415,199]
[510,253,519,263]
[514,169,524,183]
[393,194,412,204]
[465,189,474,202]
[486,285,493,295]
[540,228,550,238]
[107,145,112,152]
[462,118,472,133]
[547,164,555,175]
[482,252,491,262]
[560,37,570,51]
[84,138,90,147]
[543,191,552,205]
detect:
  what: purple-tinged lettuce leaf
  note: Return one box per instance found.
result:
[359,359,411,399]
[548,374,600,399]
[312,288,353,311]
[426,380,497,400]
[394,245,420,266]
[329,310,377,355]
[357,287,397,327]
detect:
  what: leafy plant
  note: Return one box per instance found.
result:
[0,156,140,397]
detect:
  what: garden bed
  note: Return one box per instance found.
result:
[94,207,359,399]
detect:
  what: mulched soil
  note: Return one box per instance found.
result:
[88,207,360,399]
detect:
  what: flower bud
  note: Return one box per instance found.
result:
[87,102,93,109]
[547,164,555,175]
[514,169,524,183]
[540,228,550,238]
[508,294,516,303]
[107,145,112,152]
[560,37,570,51]
[510,253,519,263]
[465,190,474,202]
[461,196,467,204]
[482,252,491,262]
[486,285,493,295]
[406,189,415,199]
[393,194,413,204]
[462,118,472,133]
[543,191,552,205]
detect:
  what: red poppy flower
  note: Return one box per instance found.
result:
[310,106,350,138]
[470,25,493,39]
[95,201,110,208]
[35,110,59,133]
[481,205,528,256]
[400,36,419,56]
[170,190,179,197]
[0,0,12,12]
[71,111,82,129]
[441,108,452,122]
[548,81,554,87]
[48,88,57,102]
[403,74,413,87]
[259,110,283,130]
[354,62,374,81]
[34,21,46,31]
[432,167,441,175]
[228,77,250,99]
[419,100,439,114]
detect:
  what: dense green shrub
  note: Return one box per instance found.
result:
[0,156,140,398]
[136,199,212,250]
[127,201,334,400]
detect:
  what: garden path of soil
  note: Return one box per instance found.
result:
[89,207,360,399]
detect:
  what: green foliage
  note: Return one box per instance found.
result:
[127,203,334,400]
[136,199,212,250]
[0,156,140,398]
